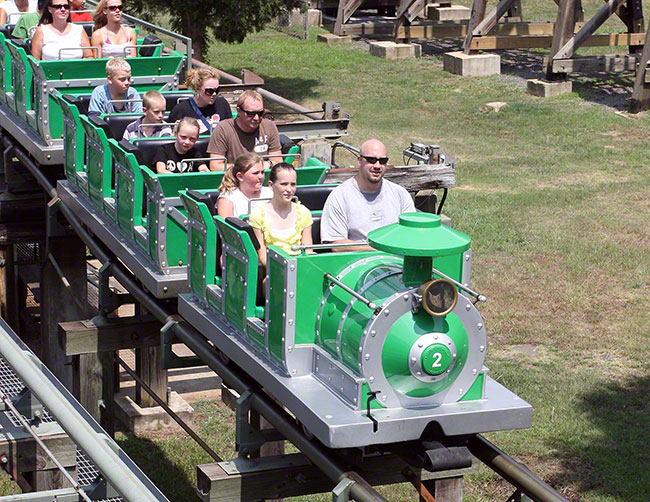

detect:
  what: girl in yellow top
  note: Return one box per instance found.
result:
[250,163,312,267]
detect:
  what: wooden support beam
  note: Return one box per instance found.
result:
[334,0,364,35]
[630,21,650,111]
[506,0,522,20]
[472,0,519,37]
[553,0,628,60]
[396,20,586,40]
[469,32,644,51]
[59,316,161,356]
[396,0,426,23]
[547,54,638,72]
[547,0,578,78]
[197,453,476,502]
[463,0,488,53]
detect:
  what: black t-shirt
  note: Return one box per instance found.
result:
[168,96,233,134]
[152,143,205,173]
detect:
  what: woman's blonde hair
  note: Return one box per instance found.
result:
[185,67,219,92]
[219,152,263,194]
[93,0,110,29]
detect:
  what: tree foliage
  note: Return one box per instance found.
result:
[129,0,304,59]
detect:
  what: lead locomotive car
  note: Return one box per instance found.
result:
[179,193,532,448]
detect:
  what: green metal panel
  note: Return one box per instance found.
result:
[51,92,85,183]
[266,250,287,362]
[0,32,11,103]
[79,115,112,211]
[215,217,260,341]
[5,41,32,118]
[35,52,184,80]
[460,371,484,401]
[180,191,216,301]
[109,138,143,237]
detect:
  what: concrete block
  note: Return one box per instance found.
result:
[317,33,352,45]
[369,41,420,59]
[428,5,471,21]
[114,390,194,434]
[300,138,332,166]
[443,51,500,76]
[526,78,573,97]
[281,8,322,27]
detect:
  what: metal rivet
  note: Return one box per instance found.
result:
[466,304,471,311]
[365,354,370,360]
[477,323,483,329]
[480,345,485,352]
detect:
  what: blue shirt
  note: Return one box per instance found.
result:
[88,84,142,116]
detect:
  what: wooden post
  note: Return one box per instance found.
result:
[630,21,650,111]
[0,244,19,332]
[40,235,87,390]
[546,0,578,79]
[334,0,363,35]
[135,346,168,407]
[506,0,523,20]
[624,0,644,53]
[421,477,463,502]
[463,0,489,53]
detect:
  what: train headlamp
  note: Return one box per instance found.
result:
[417,279,457,317]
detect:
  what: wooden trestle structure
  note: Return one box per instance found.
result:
[329,0,650,110]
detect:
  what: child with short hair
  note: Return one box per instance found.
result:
[88,58,142,116]
[153,117,208,174]
[122,90,172,140]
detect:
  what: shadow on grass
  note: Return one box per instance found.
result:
[420,38,636,110]
[549,375,650,500]
[116,434,201,501]
[221,68,321,106]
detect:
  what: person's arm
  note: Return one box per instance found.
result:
[127,26,137,57]
[216,197,234,218]
[301,225,313,253]
[196,162,209,172]
[0,8,7,26]
[253,227,267,268]
[130,89,143,114]
[155,161,171,174]
[329,239,372,253]
[90,29,103,58]
[209,152,226,171]
[87,87,104,116]
[30,25,43,59]
[320,191,369,252]
[81,28,94,59]
[267,150,282,167]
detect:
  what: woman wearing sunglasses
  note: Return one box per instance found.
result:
[91,0,135,58]
[31,0,93,60]
[0,0,37,27]
[168,67,232,135]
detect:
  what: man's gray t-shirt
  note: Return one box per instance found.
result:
[320,178,415,242]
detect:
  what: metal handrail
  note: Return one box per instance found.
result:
[57,45,99,59]
[331,141,360,168]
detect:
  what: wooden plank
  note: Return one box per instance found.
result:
[59,316,162,356]
[631,22,650,108]
[423,477,463,502]
[197,453,477,502]
[325,164,455,192]
[334,0,364,35]
[548,54,638,72]
[472,0,519,37]
[547,0,578,77]
[470,32,644,50]
[136,346,168,408]
[396,21,586,40]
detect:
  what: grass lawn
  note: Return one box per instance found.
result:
[110,21,650,502]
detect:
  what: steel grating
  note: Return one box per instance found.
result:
[14,242,41,265]
[1,356,123,501]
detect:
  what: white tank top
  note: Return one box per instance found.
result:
[41,23,84,61]
[100,25,130,58]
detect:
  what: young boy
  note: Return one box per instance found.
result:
[88,58,142,116]
[122,90,172,141]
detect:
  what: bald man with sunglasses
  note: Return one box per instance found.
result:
[321,139,415,252]
[207,90,282,171]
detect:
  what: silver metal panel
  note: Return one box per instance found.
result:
[178,294,532,448]
[276,118,350,141]
[312,346,363,409]
[461,248,472,289]
[57,180,188,298]
[0,101,63,165]
[206,284,223,311]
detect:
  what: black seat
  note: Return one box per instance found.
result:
[88,114,112,138]
[0,25,14,38]
[63,94,92,115]
[161,91,193,111]
[225,217,260,250]
[104,113,140,139]
[80,23,94,38]
[311,214,322,245]
[294,184,337,211]
[279,134,295,155]
[132,136,209,168]
[13,38,31,56]
[139,34,162,57]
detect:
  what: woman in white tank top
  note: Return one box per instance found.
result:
[30,0,93,60]
[90,0,136,58]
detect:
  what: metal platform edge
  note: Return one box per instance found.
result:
[178,294,533,449]
[57,180,187,299]
[0,102,64,166]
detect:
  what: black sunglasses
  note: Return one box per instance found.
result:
[239,107,264,118]
[50,3,70,9]
[203,87,219,96]
[107,4,123,10]
[360,155,389,165]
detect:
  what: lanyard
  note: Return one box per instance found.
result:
[188,97,211,132]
